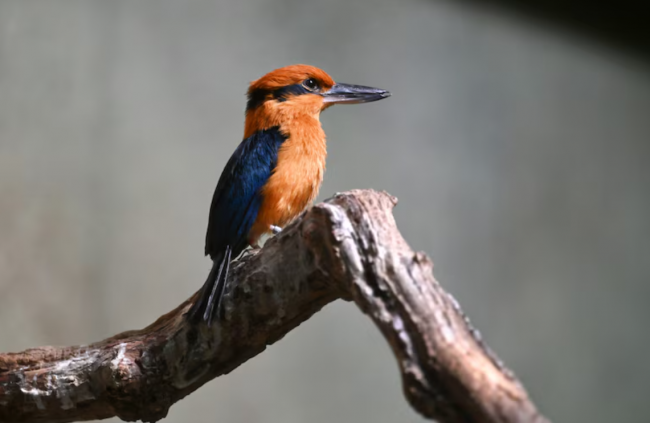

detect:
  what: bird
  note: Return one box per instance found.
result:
[187,64,390,325]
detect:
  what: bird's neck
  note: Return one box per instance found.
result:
[244,105,327,172]
[244,104,324,143]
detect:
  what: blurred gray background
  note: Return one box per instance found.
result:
[1,1,649,422]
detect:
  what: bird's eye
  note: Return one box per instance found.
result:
[302,78,319,91]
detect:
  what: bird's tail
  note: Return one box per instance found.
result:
[187,246,232,326]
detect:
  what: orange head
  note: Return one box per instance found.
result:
[244,64,390,138]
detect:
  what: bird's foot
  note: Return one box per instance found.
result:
[270,225,283,235]
[241,245,261,258]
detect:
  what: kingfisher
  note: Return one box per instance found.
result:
[188,64,390,325]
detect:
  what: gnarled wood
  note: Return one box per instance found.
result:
[0,190,549,423]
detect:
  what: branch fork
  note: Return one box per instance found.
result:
[0,190,548,423]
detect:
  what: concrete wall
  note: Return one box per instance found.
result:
[1,1,649,422]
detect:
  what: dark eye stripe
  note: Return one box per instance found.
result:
[246,89,271,111]
[272,84,310,102]
[246,82,319,111]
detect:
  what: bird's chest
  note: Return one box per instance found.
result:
[273,150,325,215]
[261,136,326,224]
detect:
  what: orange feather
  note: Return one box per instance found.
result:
[248,113,327,243]
[244,65,334,244]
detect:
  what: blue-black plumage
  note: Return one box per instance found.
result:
[188,126,286,324]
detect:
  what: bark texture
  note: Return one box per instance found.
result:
[0,190,549,423]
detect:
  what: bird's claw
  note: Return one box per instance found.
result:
[241,245,261,258]
[270,225,283,235]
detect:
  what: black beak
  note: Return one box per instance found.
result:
[321,83,391,104]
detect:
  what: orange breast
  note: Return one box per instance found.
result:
[248,120,326,244]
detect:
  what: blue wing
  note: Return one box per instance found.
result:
[205,126,286,258]
[189,126,286,325]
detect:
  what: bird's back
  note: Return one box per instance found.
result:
[205,127,287,258]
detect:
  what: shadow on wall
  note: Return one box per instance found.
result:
[456,0,650,60]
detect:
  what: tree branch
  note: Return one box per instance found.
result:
[0,190,549,423]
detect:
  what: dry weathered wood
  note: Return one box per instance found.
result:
[0,190,549,423]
